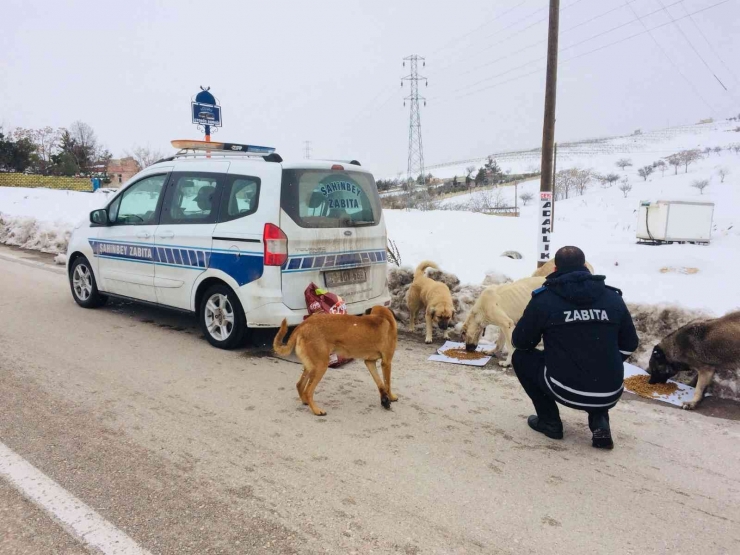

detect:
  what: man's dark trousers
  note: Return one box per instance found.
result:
[512,349,609,430]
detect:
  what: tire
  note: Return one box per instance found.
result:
[69,256,107,308]
[199,283,247,349]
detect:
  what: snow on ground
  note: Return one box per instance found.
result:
[386,123,740,316]
[0,187,112,256]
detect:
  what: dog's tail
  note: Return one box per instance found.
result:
[273,319,298,356]
[415,260,439,279]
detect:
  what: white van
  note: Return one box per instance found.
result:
[66,141,391,349]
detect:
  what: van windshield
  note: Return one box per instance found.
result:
[281,169,381,228]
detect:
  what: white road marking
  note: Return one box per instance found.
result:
[0,441,152,555]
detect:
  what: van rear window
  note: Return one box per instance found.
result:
[280,169,381,228]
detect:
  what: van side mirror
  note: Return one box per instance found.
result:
[90,209,109,226]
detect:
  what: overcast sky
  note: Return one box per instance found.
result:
[2,0,738,176]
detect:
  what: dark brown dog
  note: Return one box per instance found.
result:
[273,306,398,416]
[649,311,740,409]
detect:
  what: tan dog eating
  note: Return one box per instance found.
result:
[461,276,546,367]
[273,306,398,416]
[407,261,455,344]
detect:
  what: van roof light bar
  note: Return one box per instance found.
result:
[171,139,275,154]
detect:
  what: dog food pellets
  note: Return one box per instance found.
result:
[624,375,679,399]
[441,348,489,361]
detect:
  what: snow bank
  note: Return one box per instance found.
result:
[0,187,112,259]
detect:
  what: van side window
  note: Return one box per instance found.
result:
[160,173,222,225]
[218,176,260,223]
[108,174,167,225]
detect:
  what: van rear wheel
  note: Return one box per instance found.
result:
[199,283,247,349]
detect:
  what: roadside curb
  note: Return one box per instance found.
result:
[0,251,65,275]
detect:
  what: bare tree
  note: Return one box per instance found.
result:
[10,126,64,175]
[713,146,723,156]
[718,167,729,183]
[619,178,632,198]
[127,145,166,170]
[573,168,592,196]
[469,189,506,213]
[616,158,633,172]
[555,168,591,200]
[69,121,102,173]
[653,159,667,177]
[520,192,534,206]
[691,179,709,195]
[665,154,682,175]
[603,173,620,188]
[733,144,740,155]
[679,149,703,173]
[637,165,654,181]
[703,147,713,155]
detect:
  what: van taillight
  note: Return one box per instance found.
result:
[263,223,288,266]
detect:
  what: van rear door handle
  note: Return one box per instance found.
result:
[158,231,175,239]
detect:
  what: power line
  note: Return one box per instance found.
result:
[681,1,739,85]
[429,0,587,78]
[432,0,729,104]
[450,0,685,96]
[429,0,529,58]
[459,0,642,78]
[656,0,728,91]
[624,0,717,115]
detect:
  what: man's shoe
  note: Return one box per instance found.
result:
[527,415,564,440]
[589,412,614,449]
[592,429,614,449]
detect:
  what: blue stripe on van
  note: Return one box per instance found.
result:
[88,239,263,286]
[281,249,387,274]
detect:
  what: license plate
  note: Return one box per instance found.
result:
[324,268,367,287]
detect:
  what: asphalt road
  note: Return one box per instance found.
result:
[1,246,739,555]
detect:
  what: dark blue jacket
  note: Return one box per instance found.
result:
[512,268,639,410]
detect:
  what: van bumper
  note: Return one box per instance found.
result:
[244,293,392,328]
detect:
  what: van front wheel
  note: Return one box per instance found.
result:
[199,284,247,349]
[69,256,107,308]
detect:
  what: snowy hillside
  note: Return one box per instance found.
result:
[386,121,740,316]
[424,120,740,179]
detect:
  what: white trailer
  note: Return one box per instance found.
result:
[636,200,714,245]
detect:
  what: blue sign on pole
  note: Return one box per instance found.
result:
[191,102,222,127]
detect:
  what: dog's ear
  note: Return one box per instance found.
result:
[651,345,665,361]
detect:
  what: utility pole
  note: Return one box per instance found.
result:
[402,54,428,210]
[303,140,312,159]
[537,0,560,268]
[551,142,557,231]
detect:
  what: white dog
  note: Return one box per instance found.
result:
[461,276,546,367]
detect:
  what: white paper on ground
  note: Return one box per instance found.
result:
[428,341,493,367]
[623,363,698,407]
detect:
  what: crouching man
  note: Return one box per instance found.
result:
[511,246,639,449]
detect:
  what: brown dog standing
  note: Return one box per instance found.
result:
[273,306,398,416]
[407,261,455,344]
